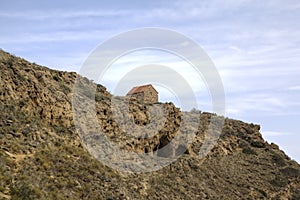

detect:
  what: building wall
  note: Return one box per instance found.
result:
[127,85,158,104]
[143,87,158,104]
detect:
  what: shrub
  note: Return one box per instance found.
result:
[10,182,42,200]
[250,140,265,148]
[6,57,14,67]
[242,147,257,155]
[269,175,288,187]
[95,93,110,102]
[258,189,268,197]
[52,74,62,82]
[239,140,249,149]
[280,167,300,178]
[271,153,286,167]
[291,188,300,199]
[59,82,70,95]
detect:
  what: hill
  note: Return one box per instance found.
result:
[0,49,300,199]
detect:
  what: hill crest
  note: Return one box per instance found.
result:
[0,49,299,199]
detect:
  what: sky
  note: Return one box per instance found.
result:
[0,0,299,162]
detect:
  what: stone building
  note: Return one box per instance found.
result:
[126,84,158,104]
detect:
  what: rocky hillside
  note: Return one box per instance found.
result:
[0,49,300,199]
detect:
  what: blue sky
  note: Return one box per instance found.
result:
[1,0,300,162]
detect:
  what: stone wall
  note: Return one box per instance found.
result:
[143,87,158,104]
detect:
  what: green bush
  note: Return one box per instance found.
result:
[0,185,6,193]
[242,147,257,155]
[250,140,265,148]
[280,167,300,178]
[291,188,300,199]
[258,189,267,197]
[269,175,288,187]
[271,153,286,167]
[6,56,14,67]
[10,182,42,200]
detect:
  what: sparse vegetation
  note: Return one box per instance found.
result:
[10,181,42,200]
[258,189,268,197]
[251,140,266,148]
[52,74,62,82]
[0,49,300,199]
[280,167,300,178]
[271,152,286,167]
[6,56,14,67]
[59,81,71,94]
[242,147,257,155]
[270,175,289,187]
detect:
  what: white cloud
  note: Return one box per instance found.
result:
[262,131,291,137]
[0,30,115,44]
[229,46,242,53]
[225,93,287,117]
[0,10,131,20]
[288,85,300,91]
[100,50,207,97]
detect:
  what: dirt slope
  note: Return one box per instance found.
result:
[0,49,299,199]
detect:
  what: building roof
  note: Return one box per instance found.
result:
[126,84,158,95]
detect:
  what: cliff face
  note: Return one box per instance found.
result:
[0,49,300,199]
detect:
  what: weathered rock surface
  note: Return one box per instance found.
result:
[0,49,300,199]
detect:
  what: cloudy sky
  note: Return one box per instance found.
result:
[1,0,299,162]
